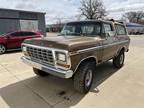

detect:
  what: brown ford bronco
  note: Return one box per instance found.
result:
[21,20,130,93]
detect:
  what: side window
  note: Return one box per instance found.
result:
[28,32,36,36]
[11,32,22,37]
[21,32,36,36]
[104,23,113,33]
[23,32,32,36]
[115,24,126,35]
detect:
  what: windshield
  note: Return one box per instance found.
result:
[60,22,101,36]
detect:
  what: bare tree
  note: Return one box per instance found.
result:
[136,11,144,23]
[79,0,106,19]
[123,11,144,24]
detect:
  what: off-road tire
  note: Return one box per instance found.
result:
[113,50,125,68]
[74,61,95,94]
[33,68,49,77]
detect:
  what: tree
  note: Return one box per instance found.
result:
[123,11,144,24]
[79,0,106,19]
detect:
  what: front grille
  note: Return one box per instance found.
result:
[26,46,54,66]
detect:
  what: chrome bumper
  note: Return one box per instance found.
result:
[21,57,73,78]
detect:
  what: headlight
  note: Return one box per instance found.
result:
[56,52,66,62]
[22,46,29,56]
[22,46,27,52]
[55,51,71,69]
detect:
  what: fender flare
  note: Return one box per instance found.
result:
[74,56,97,73]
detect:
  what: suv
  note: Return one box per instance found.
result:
[21,20,130,93]
[0,31,41,54]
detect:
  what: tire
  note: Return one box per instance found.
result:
[33,68,49,77]
[74,61,95,94]
[0,45,6,54]
[113,50,125,68]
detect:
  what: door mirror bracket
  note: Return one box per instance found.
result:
[105,31,116,38]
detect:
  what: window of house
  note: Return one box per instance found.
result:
[20,20,38,31]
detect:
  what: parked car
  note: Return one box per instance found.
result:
[21,20,130,94]
[126,23,144,35]
[0,31,41,54]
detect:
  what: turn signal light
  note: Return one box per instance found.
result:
[57,63,70,68]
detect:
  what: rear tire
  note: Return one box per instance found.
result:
[33,68,49,77]
[74,61,95,94]
[0,45,6,54]
[113,50,125,68]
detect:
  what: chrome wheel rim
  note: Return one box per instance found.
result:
[0,45,5,54]
[120,54,124,65]
[85,70,93,88]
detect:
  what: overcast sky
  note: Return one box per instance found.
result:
[0,0,144,24]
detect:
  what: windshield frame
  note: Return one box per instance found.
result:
[60,21,103,37]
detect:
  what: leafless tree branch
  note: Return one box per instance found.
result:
[122,11,144,24]
[79,0,107,19]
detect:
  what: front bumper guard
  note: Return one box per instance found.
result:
[21,57,73,78]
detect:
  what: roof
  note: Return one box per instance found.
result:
[67,20,107,24]
[126,23,144,27]
[66,20,124,25]
[0,8,45,14]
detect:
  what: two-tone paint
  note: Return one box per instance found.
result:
[22,20,130,78]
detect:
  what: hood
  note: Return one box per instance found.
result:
[24,35,102,52]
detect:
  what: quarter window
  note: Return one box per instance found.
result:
[115,24,126,35]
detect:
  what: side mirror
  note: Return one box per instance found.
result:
[105,31,116,38]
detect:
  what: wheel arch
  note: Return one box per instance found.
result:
[120,47,125,52]
[116,47,125,57]
[0,43,7,49]
[74,56,97,73]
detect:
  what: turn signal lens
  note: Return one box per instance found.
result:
[56,63,70,68]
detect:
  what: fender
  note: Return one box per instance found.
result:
[115,47,125,57]
[74,56,97,73]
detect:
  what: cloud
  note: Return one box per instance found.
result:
[104,0,144,19]
[0,0,144,23]
[15,3,37,10]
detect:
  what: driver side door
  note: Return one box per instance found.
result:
[102,23,118,61]
[6,32,23,49]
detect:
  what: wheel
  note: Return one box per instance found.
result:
[0,45,6,54]
[113,50,125,68]
[33,68,49,77]
[74,61,95,94]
